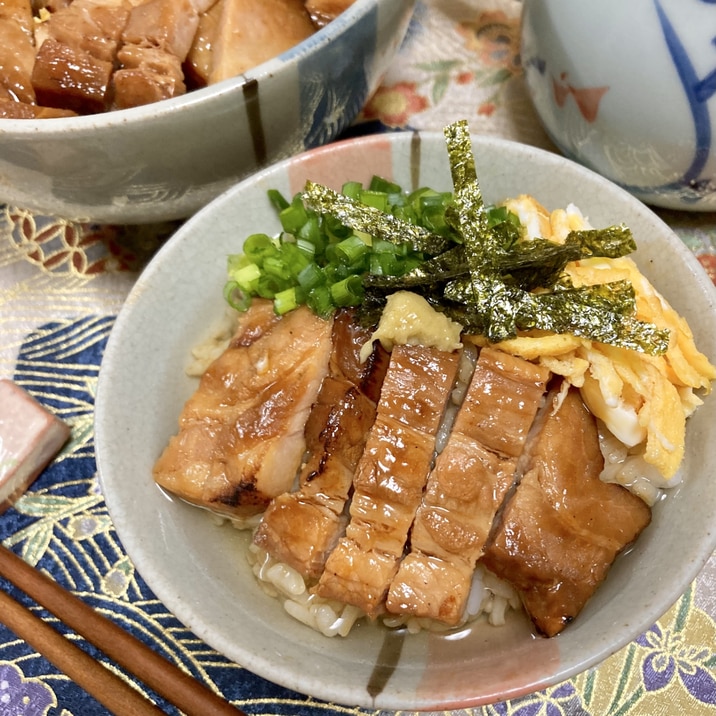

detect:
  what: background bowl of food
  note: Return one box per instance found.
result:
[95,126,716,710]
[520,0,716,211]
[0,0,415,224]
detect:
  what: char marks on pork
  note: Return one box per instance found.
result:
[316,344,461,617]
[386,347,551,625]
[482,385,652,637]
[152,300,333,519]
[252,310,390,579]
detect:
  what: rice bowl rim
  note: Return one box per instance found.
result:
[95,130,716,710]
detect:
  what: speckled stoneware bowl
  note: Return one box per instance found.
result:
[521,0,716,211]
[0,0,415,224]
[95,131,716,710]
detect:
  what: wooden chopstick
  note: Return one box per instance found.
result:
[0,544,248,716]
[0,588,165,716]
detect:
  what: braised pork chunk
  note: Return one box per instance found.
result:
[31,0,130,113]
[0,0,36,105]
[152,301,332,519]
[482,386,652,637]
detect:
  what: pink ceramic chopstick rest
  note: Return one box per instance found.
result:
[0,379,70,513]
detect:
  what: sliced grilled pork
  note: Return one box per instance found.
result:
[316,344,461,617]
[386,347,551,625]
[253,310,390,579]
[482,385,652,637]
[152,301,333,519]
[208,0,315,84]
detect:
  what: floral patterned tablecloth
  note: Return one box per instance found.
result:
[2,1,716,714]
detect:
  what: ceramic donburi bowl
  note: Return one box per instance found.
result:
[95,130,716,710]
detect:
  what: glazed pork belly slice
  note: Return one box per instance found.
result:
[252,310,390,579]
[386,347,551,625]
[152,300,333,520]
[482,385,652,637]
[208,0,316,84]
[316,344,461,617]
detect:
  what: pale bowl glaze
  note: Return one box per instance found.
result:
[0,0,415,224]
[95,131,716,710]
[521,0,716,210]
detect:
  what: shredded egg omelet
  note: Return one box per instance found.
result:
[475,196,716,498]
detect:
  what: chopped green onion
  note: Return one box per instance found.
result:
[331,275,364,306]
[336,235,369,266]
[368,176,402,194]
[297,262,325,289]
[274,286,302,315]
[307,285,333,316]
[232,262,261,292]
[358,190,389,212]
[341,181,363,199]
[279,197,310,235]
[267,189,290,213]
[243,234,277,263]
[223,280,252,312]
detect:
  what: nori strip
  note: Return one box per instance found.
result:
[496,226,636,290]
[363,245,468,289]
[302,181,450,254]
[442,276,670,351]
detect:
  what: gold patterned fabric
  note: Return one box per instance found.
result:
[1,1,716,714]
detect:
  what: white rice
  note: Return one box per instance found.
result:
[247,542,521,638]
[247,543,364,638]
